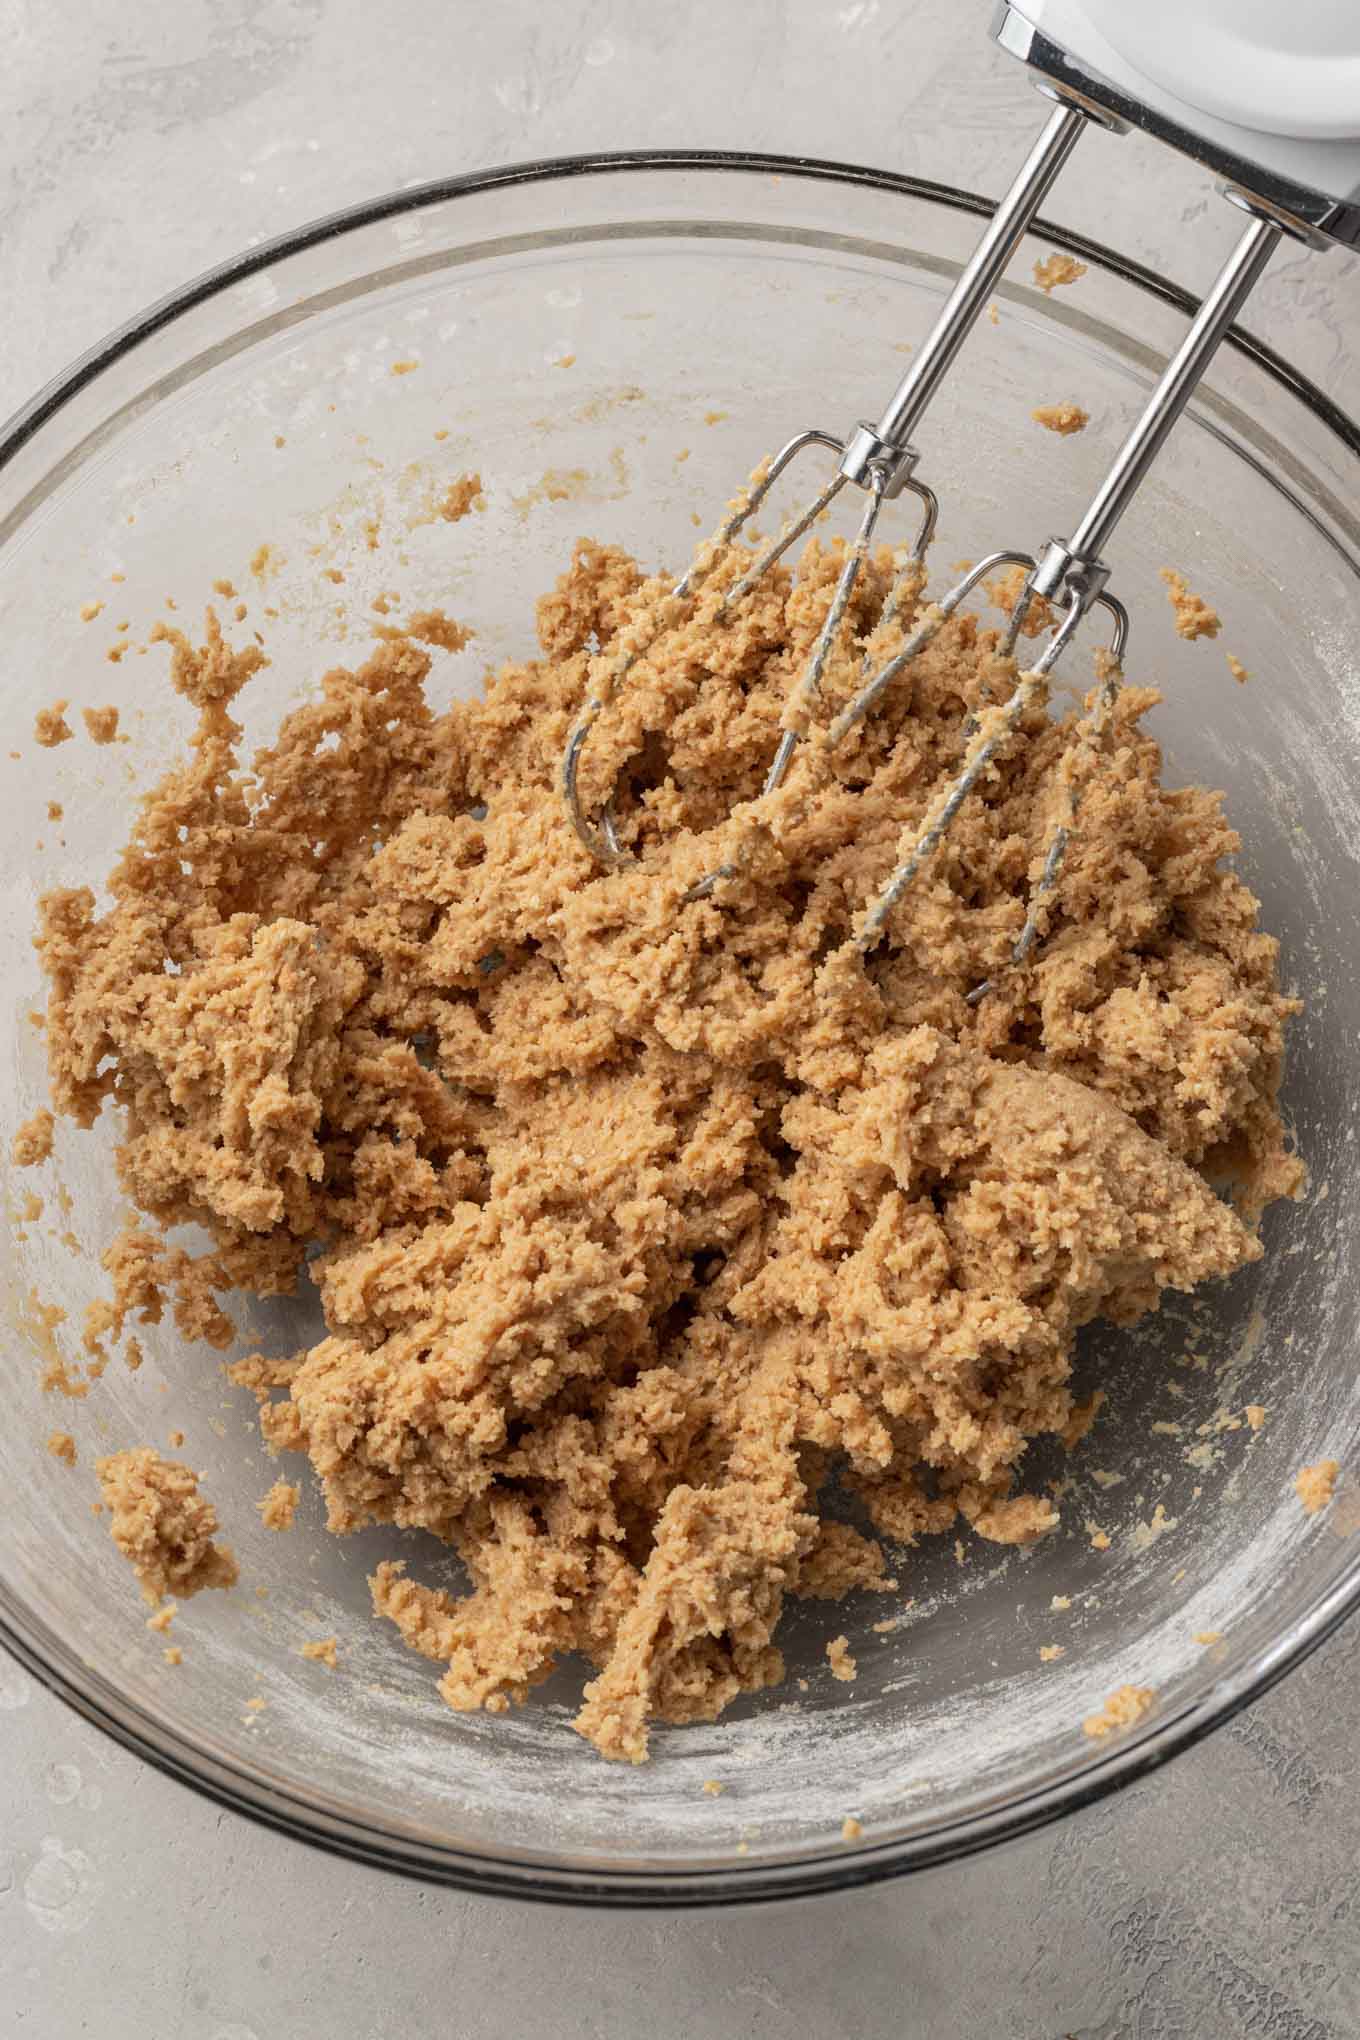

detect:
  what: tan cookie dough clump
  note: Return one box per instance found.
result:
[38,521,1300,1760]
[96,1449,238,1605]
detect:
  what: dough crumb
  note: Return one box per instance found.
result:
[146,1600,177,1633]
[1160,567,1221,641]
[301,1636,338,1668]
[12,1110,54,1166]
[1050,1595,1072,1612]
[1031,402,1088,436]
[258,1479,300,1531]
[95,1450,238,1605]
[46,1431,77,1465]
[986,300,1000,324]
[1194,1630,1223,1646]
[1129,1502,1178,1552]
[554,353,576,369]
[1226,652,1249,684]
[440,472,484,522]
[701,1778,724,1796]
[168,1429,184,1449]
[1082,1684,1156,1739]
[840,1815,863,1841]
[46,800,63,822]
[21,1190,44,1222]
[1039,1644,1065,1662]
[703,409,728,424]
[390,359,419,376]
[1033,251,1087,293]
[80,601,104,623]
[826,1636,857,1683]
[163,1645,183,1665]
[34,701,72,748]
[1245,1404,1267,1432]
[397,609,473,653]
[1296,1459,1339,1516]
[1089,1527,1112,1552]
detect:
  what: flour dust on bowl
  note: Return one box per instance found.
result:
[0,156,1357,1906]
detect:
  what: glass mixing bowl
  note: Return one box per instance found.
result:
[1,153,1358,1907]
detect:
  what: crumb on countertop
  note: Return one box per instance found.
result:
[301,1636,338,1668]
[1296,1460,1339,1516]
[1082,1684,1156,1739]
[1160,567,1221,641]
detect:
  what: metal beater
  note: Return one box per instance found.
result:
[562,1,1360,974]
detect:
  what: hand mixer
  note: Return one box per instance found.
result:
[562,0,1360,980]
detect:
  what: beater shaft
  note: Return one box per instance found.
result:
[1031,212,1283,613]
[839,99,1090,493]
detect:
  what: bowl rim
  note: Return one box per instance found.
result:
[2,145,1357,1909]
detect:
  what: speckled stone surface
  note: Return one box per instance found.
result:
[2,3,1358,2035]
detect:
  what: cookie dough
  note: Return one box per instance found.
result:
[1161,568,1222,642]
[1082,1683,1155,1738]
[1033,252,1087,294]
[12,1109,54,1166]
[1031,402,1088,436]
[1296,1460,1338,1515]
[39,521,1299,1759]
[258,1479,300,1530]
[95,1449,238,1605]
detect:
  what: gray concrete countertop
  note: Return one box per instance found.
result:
[2,4,1357,2035]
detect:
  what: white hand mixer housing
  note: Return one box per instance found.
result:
[562,1,1360,978]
